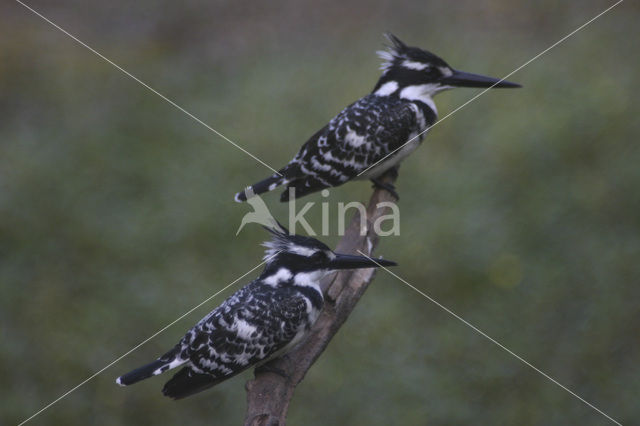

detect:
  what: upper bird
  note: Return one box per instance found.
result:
[235,33,520,202]
[116,226,396,399]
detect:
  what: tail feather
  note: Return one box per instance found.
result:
[162,367,222,400]
[117,349,185,386]
[235,173,289,202]
[116,360,168,386]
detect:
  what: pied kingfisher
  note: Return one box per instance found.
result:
[116,226,396,399]
[235,33,520,202]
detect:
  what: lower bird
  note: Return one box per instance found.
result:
[235,33,520,202]
[116,226,396,399]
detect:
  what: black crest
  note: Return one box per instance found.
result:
[262,225,331,261]
[377,32,449,73]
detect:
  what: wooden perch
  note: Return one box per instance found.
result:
[244,174,398,426]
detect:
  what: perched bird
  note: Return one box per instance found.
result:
[116,226,396,399]
[235,33,520,202]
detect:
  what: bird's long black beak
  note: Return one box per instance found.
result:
[328,253,397,270]
[441,69,521,88]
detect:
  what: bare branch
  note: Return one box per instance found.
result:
[244,174,398,426]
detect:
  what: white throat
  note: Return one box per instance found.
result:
[399,85,439,114]
[293,270,327,290]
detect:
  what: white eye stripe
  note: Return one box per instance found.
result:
[402,60,429,70]
[288,245,317,257]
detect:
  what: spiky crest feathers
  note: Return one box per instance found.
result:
[376,32,448,73]
[262,225,332,261]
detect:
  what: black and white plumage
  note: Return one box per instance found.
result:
[235,33,520,202]
[116,226,396,399]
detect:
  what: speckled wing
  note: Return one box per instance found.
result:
[280,95,424,199]
[175,282,313,381]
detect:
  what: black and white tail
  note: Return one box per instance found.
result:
[116,349,185,386]
[234,173,290,202]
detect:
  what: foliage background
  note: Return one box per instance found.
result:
[1,0,638,424]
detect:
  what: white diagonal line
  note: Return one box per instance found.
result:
[358,0,624,177]
[357,251,622,425]
[17,252,280,426]
[14,0,281,176]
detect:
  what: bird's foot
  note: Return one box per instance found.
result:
[254,363,289,380]
[370,178,399,200]
[386,165,400,180]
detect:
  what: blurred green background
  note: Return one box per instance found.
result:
[1,0,639,424]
